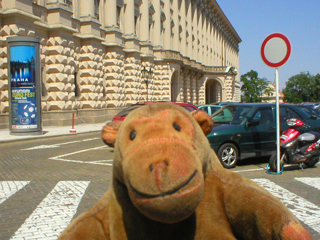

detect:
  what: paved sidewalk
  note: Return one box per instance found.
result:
[0,123,105,143]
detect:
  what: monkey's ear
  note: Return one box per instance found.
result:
[191,110,214,136]
[101,121,122,147]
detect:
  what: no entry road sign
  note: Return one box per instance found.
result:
[261,33,291,68]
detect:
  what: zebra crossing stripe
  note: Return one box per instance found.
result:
[0,181,30,204]
[10,181,90,240]
[252,178,320,234]
[295,177,320,191]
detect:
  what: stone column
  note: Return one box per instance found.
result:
[203,12,208,65]
[124,0,135,36]
[210,19,214,66]
[215,22,219,66]
[180,0,187,56]
[186,0,192,59]
[80,0,94,17]
[218,24,222,65]
[192,3,198,61]
[198,6,203,63]
[105,0,117,27]
[140,0,149,41]
[172,0,179,51]
[163,0,171,49]
[152,0,161,46]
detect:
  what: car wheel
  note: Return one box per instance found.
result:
[217,143,239,168]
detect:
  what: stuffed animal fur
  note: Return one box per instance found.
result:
[58,102,313,240]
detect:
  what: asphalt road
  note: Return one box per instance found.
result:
[0,132,319,240]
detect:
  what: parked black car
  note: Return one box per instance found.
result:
[295,104,320,118]
[207,103,320,168]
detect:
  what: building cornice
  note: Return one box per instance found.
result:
[208,0,242,43]
[35,22,78,33]
[0,9,41,21]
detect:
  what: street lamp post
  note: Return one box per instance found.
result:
[141,67,153,102]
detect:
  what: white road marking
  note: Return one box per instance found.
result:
[10,181,90,240]
[22,138,99,150]
[233,168,264,173]
[295,177,320,191]
[90,160,113,164]
[252,178,320,234]
[50,146,113,166]
[0,181,30,204]
[233,165,293,173]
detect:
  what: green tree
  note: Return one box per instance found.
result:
[282,72,317,103]
[241,70,270,102]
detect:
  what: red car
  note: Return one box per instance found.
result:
[112,102,199,122]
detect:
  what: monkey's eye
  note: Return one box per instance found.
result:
[129,130,137,140]
[173,122,181,132]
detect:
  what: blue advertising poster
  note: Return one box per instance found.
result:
[9,45,38,129]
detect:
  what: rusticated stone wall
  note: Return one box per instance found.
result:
[0,0,241,129]
[104,48,125,107]
[43,37,77,111]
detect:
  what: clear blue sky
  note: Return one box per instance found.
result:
[218,0,320,90]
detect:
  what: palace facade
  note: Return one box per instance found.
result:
[0,0,241,128]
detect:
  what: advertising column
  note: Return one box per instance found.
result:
[7,36,42,134]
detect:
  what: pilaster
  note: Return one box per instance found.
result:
[123,51,141,105]
[104,45,125,107]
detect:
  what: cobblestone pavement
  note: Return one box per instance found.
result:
[0,132,319,240]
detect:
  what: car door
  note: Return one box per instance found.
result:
[242,106,276,157]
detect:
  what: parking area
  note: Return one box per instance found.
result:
[0,132,319,239]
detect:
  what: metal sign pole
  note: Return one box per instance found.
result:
[261,33,291,174]
[275,68,281,173]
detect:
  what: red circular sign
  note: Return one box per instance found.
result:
[261,33,291,68]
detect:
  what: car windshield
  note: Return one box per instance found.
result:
[211,105,252,125]
[298,106,320,117]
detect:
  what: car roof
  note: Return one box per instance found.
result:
[222,103,314,119]
[223,103,273,107]
[115,101,199,118]
[132,101,196,106]
[197,104,221,107]
[224,103,295,107]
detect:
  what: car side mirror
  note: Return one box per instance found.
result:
[246,120,259,127]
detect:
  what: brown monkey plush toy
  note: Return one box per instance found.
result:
[59,102,313,240]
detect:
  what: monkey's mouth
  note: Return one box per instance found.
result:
[129,170,198,199]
